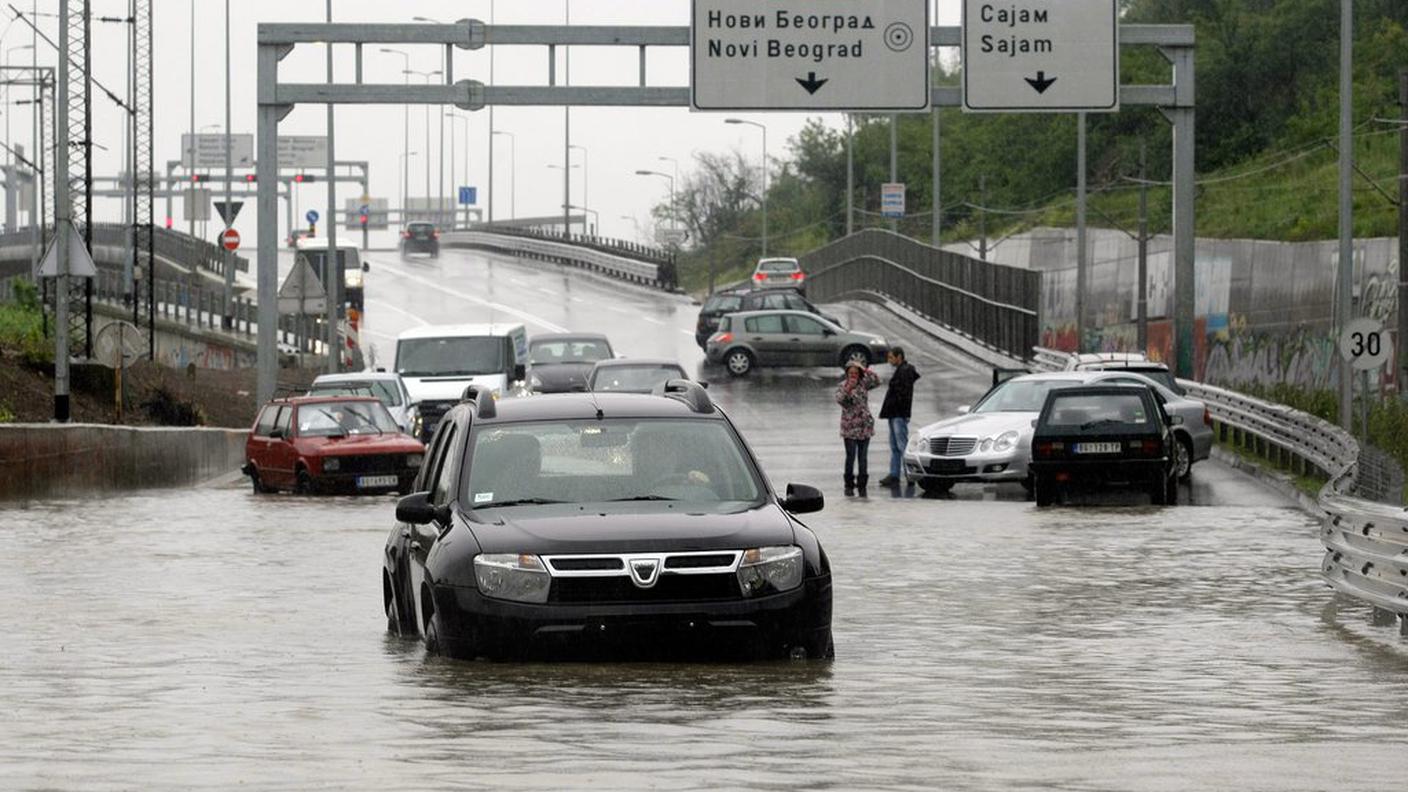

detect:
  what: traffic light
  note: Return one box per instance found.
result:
[190,174,208,183]
[359,213,369,226]
[244,174,257,183]
[293,173,316,184]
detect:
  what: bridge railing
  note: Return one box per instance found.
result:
[800,229,1041,362]
[442,229,678,291]
[0,224,249,280]
[1030,346,1407,627]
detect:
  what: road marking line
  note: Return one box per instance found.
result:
[366,299,429,327]
[370,259,569,333]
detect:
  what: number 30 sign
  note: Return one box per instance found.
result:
[1338,317,1390,371]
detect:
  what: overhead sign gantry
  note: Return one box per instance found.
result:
[961,0,1119,112]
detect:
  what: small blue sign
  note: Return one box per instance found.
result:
[459,186,477,206]
[359,204,370,216]
[305,209,320,224]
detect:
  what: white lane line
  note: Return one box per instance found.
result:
[569,296,587,304]
[534,287,558,297]
[366,299,429,327]
[371,259,569,333]
[678,329,694,337]
[605,305,633,315]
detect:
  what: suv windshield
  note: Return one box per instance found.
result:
[463,418,763,510]
[396,337,504,377]
[974,379,1074,413]
[529,339,612,365]
[297,400,400,437]
[590,365,686,393]
[309,380,402,407]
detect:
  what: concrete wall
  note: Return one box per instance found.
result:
[0,423,248,501]
[90,303,257,370]
[977,227,1399,391]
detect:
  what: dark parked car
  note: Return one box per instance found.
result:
[1028,384,1180,507]
[587,358,689,394]
[243,396,425,495]
[694,287,840,348]
[526,332,614,393]
[382,381,833,661]
[399,222,440,257]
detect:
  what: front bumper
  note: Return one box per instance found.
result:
[308,469,418,494]
[401,240,439,254]
[904,446,1030,483]
[1029,457,1169,488]
[430,575,832,660]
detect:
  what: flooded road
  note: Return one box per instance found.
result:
[4,248,1407,789]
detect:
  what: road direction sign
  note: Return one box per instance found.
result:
[1339,318,1390,371]
[278,136,330,169]
[459,186,477,205]
[881,183,906,218]
[213,200,244,225]
[306,210,320,224]
[962,0,1119,113]
[277,257,328,315]
[219,228,241,251]
[181,133,254,169]
[690,0,930,112]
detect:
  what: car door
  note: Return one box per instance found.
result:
[247,405,276,470]
[268,406,297,487]
[409,420,460,609]
[742,313,789,366]
[784,314,833,367]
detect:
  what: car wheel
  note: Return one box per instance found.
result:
[1174,435,1193,481]
[800,628,835,661]
[918,479,954,496]
[840,345,870,368]
[1165,474,1179,505]
[249,468,269,494]
[295,468,313,495]
[1149,478,1169,505]
[725,348,754,377]
[423,608,443,655]
[1033,476,1056,507]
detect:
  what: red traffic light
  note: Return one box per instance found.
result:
[293,173,316,184]
[244,174,257,182]
[190,174,207,183]
[359,214,368,225]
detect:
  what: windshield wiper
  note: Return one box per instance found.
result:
[609,495,678,502]
[472,497,566,509]
[1079,418,1125,430]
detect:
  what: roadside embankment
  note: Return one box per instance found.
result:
[0,424,247,502]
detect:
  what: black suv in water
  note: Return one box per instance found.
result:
[694,287,841,348]
[382,381,833,661]
[399,222,440,257]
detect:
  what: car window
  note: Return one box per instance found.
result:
[431,425,459,505]
[590,365,687,393]
[785,315,827,335]
[760,293,791,309]
[717,316,732,332]
[275,406,292,436]
[396,336,506,377]
[297,400,400,437]
[1044,393,1151,428]
[785,295,812,311]
[462,418,763,510]
[529,339,613,365]
[974,379,1073,413]
[744,314,785,334]
[703,295,742,313]
[758,260,799,273]
[254,406,278,436]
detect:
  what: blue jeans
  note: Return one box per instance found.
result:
[888,417,910,480]
[844,438,870,480]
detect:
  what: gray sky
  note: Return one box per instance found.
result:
[10,0,960,244]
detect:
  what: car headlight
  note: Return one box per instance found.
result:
[736,545,803,597]
[406,453,423,468]
[323,458,341,472]
[411,413,423,437]
[529,374,543,389]
[473,553,551,604]
[979,438,994,452]
[492,388,502,401]
[992,430,1020,453]
[906,434,926,454]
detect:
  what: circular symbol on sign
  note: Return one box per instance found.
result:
[220,228,241,252]
[1339,317,1390,371]
[884,22,915,53]
[306,210,320,224]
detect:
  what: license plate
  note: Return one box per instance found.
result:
[357,475,399,488]
[1074,442,1121,454]
[928,460,967,474]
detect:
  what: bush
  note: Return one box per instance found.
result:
[140,386,206,426]
[0,279,50,366]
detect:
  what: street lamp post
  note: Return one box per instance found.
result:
[379,48,410,221]
[725,118,768,256]
[405,69,441,224]
[569,144,588,234]
[492,130,515,220]
[635,169,676,241]
[547,162,583,232]
[398,151,418,225]
[448,112,470,227]
[619,214,641,243]
[412,17,449,226]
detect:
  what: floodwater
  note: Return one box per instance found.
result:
[4,248,1407,789]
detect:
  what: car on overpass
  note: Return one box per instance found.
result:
[588,358,691,394]
[526,333,615,393]
[903,370,1211,495]
[704,310,888,377]
[381,381,833,661]
[394,323,528,441]
[1065,352,1185,395]
[694,287,841,348]
[751,257,806,294]
[1028,384,1181,506]
[399,222,440,258]
[307,372,421,437]
[243,395,425,495]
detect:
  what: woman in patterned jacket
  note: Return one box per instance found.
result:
[835,360,881,497]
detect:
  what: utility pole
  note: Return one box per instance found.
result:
[1076,112,1089,354]
[222,0,234,328]
[977,174,987,262]
[486,0,495,223]
[1335,0,1354,429]
[931,107,941,246]
[889,114,898,234]
[1137,139,1149,352]
[562,2,571,237]
[1398,69,1407,397]
[845,114,854,236]
[187,0,195,239]
[325,0,339,374]
[54,0,71,422]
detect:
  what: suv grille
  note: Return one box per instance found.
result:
[929,437,976,456]
[549,573,740,604]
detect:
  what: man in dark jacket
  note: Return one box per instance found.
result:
[878,347,920,487]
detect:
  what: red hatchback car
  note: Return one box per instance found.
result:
[243,395,426,494]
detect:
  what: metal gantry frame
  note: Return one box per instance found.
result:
[254,21,1196,400]
[64,0,94,360]
[131,0,154,358]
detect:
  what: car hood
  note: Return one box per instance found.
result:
[916,411,1037,438]
[402,374,508,402]
[467,504,796,555]
[298,434,423,454]
[530,362,595,393]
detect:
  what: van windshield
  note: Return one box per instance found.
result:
[396,337,505,377]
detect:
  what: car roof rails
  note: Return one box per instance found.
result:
[271,385,306,401]
[652,378,714,414]
[460,384,497,419]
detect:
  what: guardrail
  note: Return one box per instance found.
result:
[802,229,1041,362]
[1030,345,1407,631]
[442,229,678,291]
[0,223,249,280]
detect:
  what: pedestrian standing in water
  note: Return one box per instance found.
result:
[878,347,920,488]
[836,360,881,497]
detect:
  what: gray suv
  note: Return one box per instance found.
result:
[704,310,888,377]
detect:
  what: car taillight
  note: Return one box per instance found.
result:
[1034,440,1063,458]
[1203,407,1212,427]
[431,231,440,239]
[714,332,734,344]
[1128,439,1163,456]
[753,272,766,281]
[790,271,805,281]
[401,231,411,239]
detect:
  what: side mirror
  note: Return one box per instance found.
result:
[514,363,527,382]
[268,427,285,440]
[396,491,447,525]
[361,262,370,272]
[822,327,836,336]
[782,483,825,515]
[956,405,971,415]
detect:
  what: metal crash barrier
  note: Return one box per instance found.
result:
[441,230,677,292]
[1031,346,1408,630]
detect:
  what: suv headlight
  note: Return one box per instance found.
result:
[474,553,551,604]
[323,458,341,472]
[992,430,1020,453]
[736,546,803,597]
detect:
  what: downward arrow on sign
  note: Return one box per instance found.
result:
[795,72,829,95]
[1024,71,1057,94]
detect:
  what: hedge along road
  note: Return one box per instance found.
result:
[3,246,1404,790]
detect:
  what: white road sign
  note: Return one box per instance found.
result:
[278,136,330,169]
[1339,318,1390,371]
[881,183,906,218]
[278,257,328,315]
[691,0,930,112]
[180,133,254,169]
[962,0,1119,113]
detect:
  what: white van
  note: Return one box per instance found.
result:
[394,323,528,440]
